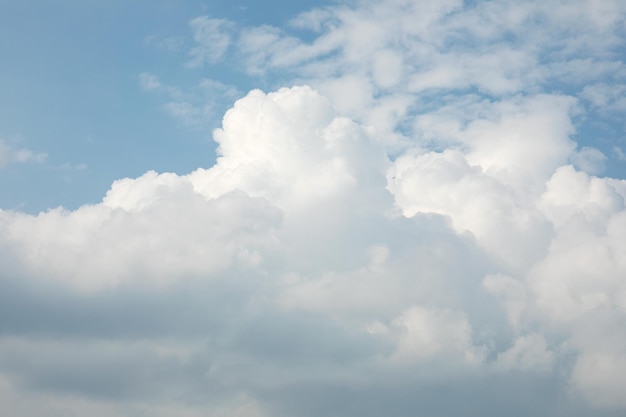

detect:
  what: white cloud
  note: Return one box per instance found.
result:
[0,141,7,168]
[138,73,241,128]
[0,139,47,168]
[139,72,162,91]
[58,162,87,172]
[191,86,388,210]
[197,0,625,156]
[539,165,625,230]
[4,82,626,415]
[7,0,626,415]
[572,349,626,409]
[186,16,234,67]
[567,311,626,409]
[494,333,555,372]
[581,83,626,113]
[390,306,485,365]
[387,148,553,269]
[569,146,607,175]
[12,148,47,164]
[482,274,528,330]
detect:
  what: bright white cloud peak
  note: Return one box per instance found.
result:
[1,0,626,416]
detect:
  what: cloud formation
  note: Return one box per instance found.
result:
[187,16,235,68]
[139,72,241,128]
[0,139,47,168]
[3,0,626,416]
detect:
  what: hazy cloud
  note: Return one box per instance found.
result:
[186,16,235,67]
[0,139,47,168]
[138,72,242,128]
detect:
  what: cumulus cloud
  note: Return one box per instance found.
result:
[389,306,486,365]
[494,333,555,372]
[4,83,626,415]
[570,146,608,175]
[214,0,623,147]
[5,0,626,416]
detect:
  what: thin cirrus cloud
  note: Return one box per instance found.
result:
[1,0,626,416]
[186,16,235,68]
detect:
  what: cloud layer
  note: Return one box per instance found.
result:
[2,0,626,416]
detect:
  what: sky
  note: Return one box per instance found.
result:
[1,0,626,416]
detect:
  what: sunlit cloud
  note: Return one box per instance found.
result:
[2,1,626,416]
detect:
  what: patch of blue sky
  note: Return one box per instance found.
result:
[0,0,339,212]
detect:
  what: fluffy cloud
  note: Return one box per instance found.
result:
[4,0,626,416]
[223,0,626,151]
[3,82,626,415]
[388,305,486,365]
[494,333,555,372]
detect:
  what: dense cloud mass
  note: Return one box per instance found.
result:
[2,0,626,416]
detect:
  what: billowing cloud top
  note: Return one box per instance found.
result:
[2,1,626,416]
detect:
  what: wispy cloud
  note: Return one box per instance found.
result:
[12,148,47,164]
[186,16,235,68]
[0,139,47,168]
[144,34,186,52]
[0,141,7,168]
[139,72,241,128]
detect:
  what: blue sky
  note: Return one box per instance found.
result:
[0,0,333,211]
[1,0,625,212]
[1,1,626,416]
